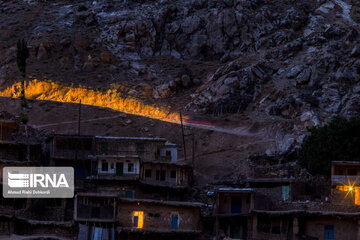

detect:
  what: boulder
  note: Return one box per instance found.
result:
[224,76,239,87]
[83,61,95,72]
[37,43,48,60]
[153,84,172,99]
[193,78,202,85]
[74,35,89,51]
[296,68,312,86]
[168,80,177,90]
[100,52,111,63]
[181,15,201,34]
[181,75,192,88]
[286,65,303,78]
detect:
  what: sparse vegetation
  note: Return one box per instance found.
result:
[77,4,87,11]
[16,38,29,121]
[20,113,28,124]
[299,117,360,175]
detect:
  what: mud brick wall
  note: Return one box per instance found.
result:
[302,216,358,240]
[117,201,201,231]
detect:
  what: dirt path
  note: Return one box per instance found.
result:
[34,113,126,128]
[34,113,272,138]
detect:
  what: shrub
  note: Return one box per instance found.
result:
[299,117,360,175]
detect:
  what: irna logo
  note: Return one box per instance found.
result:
[3,167,74,198]
[8,172,69,188]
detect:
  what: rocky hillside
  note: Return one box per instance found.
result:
[1,0,360,176]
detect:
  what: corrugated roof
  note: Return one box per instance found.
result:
[95,136,166,141]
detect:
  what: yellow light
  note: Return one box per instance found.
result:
[0,80,185,124]
[350,186,353,191]
[133,211,144,229]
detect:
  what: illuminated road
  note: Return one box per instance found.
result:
[0,80,269,137]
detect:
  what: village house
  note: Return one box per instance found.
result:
[140,161,190,188]
[47,134,94,179]
[89,155,140,181]
[74,192,117,239]
[331,161,360,205]
[93,136,175,162]
[116,198,203,240]
[214,188,254,239]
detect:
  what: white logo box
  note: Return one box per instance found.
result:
[3,167,74,198]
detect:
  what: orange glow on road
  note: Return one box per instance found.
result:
[0,80,184,123]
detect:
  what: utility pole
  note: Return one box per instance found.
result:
[78,99,81,136]
[192,133,195,169]
[179,112,187,162]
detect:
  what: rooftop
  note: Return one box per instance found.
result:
[95,136,166,141]
[118,197,204,208]
[90,154,140,159]
[332,161,360,165]
[141,160,190,166]
[76,192,118,198]
[217,188,254,193]
[116,227,201,235]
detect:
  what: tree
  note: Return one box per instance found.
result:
[16,38,29,123]
[299,117,360,175]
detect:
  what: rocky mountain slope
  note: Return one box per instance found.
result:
[1,0,360,181]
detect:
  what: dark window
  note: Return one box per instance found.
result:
[231,197,242,214]
[271,225,281,234]
[160,170,166,181]
[166,150,171,157]
[170,170,176,178]
[145,169,152,178]
[100,143,108,154]
[125,190,133,199]
[101,160,108,171]
[133,216,138,227]
[156,170,160,180]
[128,163,134,172]
[336,169,344,175]
[136,144,145,153]
[348,169,357,175]
[257,215,271,233]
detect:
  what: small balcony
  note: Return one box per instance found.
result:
[76,203,116,222]
[53,150,92,160]
[331,175,360,185]
[88,168,139,180]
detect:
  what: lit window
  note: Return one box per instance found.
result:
[355,187,360,205]
[133,211,144,228]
